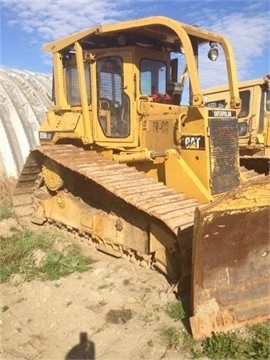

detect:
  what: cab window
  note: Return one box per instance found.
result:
[140,59,166,95]
[239,90,250,118]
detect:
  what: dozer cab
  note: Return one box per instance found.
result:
[203,75,270,174]
[13,16,270,338]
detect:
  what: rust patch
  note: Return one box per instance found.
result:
[200,207,269,268]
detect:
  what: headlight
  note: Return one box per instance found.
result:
[208,48,219,61]
[208,42,219,61]
[238,122,248,136]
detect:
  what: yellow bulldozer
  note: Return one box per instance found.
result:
[13,16,270,338]
[204,75,270,174]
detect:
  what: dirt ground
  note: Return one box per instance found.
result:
[0,217,195,360]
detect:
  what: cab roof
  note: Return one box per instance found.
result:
[43,15,227,53]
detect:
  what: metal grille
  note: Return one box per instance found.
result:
[66,64,91,106]
[209,118,240,195]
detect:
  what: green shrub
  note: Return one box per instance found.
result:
[195,331,242,359]
[166,300,185,321]
[192,322,270,359]
[162,326,183,350]
[243,322,270,359]
[38,247,93,280]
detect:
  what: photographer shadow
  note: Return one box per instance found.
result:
[65,332,95,360]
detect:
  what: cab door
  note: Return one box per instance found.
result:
[92,48,137,147]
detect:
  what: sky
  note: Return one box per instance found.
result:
[0,0,269,87]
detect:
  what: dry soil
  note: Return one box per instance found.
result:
[0,217,194,360]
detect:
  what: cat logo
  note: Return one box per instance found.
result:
[180,136,205,150]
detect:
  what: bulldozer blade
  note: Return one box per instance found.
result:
[190,178,270,339]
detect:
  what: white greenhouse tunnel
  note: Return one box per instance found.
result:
[0,67,53,178]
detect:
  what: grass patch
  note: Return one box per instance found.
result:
[193,331,243,359]
[0,229,52,282]
[162,325,183,350]
[0,230,94,283]
[166,300,185,321]
[38,246,93,280]
[0,173,16,220]
[152,303,164,313]
[192,321,270,359]
[162,325,195,353]
[161,322,270,359]
[0,202,14,220]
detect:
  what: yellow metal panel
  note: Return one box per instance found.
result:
[165,149,212,202]
[74,41,93,144]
